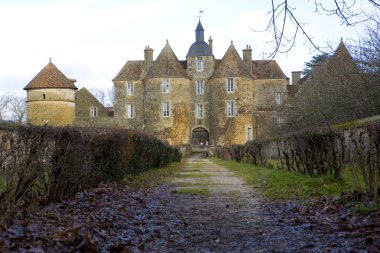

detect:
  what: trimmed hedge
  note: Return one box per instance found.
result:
[215,123,380,199]
[0,125,181,219]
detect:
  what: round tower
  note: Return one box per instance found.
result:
[24,59,78,126]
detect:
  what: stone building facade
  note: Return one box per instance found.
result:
[112,21,288,146]
[25,21,289,146]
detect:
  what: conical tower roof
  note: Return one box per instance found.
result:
[145,41,188,79]
[212,42,252,78]
[328,39,356,68]
[24,60,77,90]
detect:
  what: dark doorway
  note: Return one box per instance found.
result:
[191,127,209,146]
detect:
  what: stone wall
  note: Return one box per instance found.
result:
[254,79,288,138]
[26,88,76,126]
[75,88,116,128]
[143,77,191,145]
[209,77,254,145]
[114,80,144,130]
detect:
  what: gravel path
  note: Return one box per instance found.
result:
[0,153,374,252]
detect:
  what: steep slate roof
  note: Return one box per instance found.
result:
[24,60,77,90]
[212,43,253,78]
[145,41,189,79]
[187,20,213,57]
[252,60,288,79]
[113,61,145,81]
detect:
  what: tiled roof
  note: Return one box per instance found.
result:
[328,40,355,68]
[24,60,77,90]
[145,41,189,79]
[252,60,288,79]
[212,43,252,78]
[113,61,145,81]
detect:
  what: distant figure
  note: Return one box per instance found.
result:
[206,141,209,146]
[200,142,204,149]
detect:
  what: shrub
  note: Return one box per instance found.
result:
[0,125,181,221]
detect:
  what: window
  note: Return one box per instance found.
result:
[196,104,204,119]
[227,78,234,93]
[227,101,236,117]
[162,79,170,93]
[162,101,170,117]
[90,107,98,117]
[277,116,284,125]
[276,92,285,105]
[187,60,192,72]
[127,81,134,95]
[127,103,134,119]
[247,127,252,141]
[196,57,203,72]
[196,81,204,95]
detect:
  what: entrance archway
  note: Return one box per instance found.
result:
[191,127,209,146]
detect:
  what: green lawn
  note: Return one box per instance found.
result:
[210,158,358,201]
[123,161,183,188]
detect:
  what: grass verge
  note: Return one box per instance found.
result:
[122,160,184,188]
[210,158,357,201]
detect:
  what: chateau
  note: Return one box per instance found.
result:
[24,20,289,147]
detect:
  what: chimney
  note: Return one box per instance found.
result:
[242,45,252,74]
[291,71,301,85]
[144,46,153,73]
[208,36,213,53]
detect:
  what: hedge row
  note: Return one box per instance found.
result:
[214,140,270,167]
[214,123,380,199]
[0,125,181,219]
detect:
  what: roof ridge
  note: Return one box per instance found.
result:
[145,42,188,79]
[212,43,252,78]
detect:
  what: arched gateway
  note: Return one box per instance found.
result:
[191,127,209,146]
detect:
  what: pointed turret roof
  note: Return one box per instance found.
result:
[24,60,77,90]
[195,20,204,41]
[212,42,252,78]
[187,20,213,57]
[145,41,188,79]
[328,39,355,68]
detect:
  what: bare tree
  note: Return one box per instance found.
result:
[259,0,380,58]
[107,86,115,107]
[89,87,115,107]
[0,95,11,120]
[278,41,379,133]
[89,87,106,105]
[8,96,27,123]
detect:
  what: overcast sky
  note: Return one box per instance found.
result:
[0,0,372,97]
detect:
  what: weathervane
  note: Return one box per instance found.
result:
[198,10,203,20]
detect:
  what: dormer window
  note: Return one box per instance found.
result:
[162,79,170,93]
[196,57,203,72]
